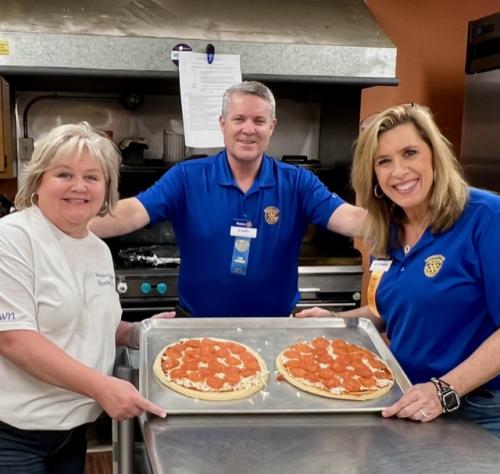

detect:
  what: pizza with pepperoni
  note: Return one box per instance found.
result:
[276,337,394,400]
[153,337,269,400]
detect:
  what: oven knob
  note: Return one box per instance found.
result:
[156,282,168,295]
[116,278,128,295]
[352,292,361,302]
[140,282,152,295]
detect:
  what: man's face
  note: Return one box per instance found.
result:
[219,93,276,166]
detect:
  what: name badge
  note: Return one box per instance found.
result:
[230,219,257,276]
[230,226,257,239]
[370,259,392,273]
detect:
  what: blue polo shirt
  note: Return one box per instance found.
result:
[137,151,344,317]
[376,188,500,389]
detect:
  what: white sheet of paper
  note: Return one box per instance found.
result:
[178,51,242,148]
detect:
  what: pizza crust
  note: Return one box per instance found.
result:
[275,339,394,401]
[153,337,269,401]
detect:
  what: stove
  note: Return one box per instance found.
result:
[109,241,181,321]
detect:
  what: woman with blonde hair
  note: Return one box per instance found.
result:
[297,104,500,438]
[0,122,166,473]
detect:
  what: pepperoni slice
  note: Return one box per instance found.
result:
[170,368,188,380]
[283,349,301,359]
[312,337,329,348]
[225,356,241,366]
[241,367,258,377]
[187,371,205,383]
[185,339,201,349]
[182,359,200,371]
[284,359,302,369]
[318,368,334,380]
[224,366,241,376]
[225,373,242,385]
[290,367,307,378]
[343,377,362,392]
[206,376,225,390]
[360,376,377,388]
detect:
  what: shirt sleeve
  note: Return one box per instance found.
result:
[136,164,185,226]
[0,223,38,332]
[476,210,500,327]
[297,167,345,227]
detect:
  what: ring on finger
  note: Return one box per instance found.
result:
[418,409,428,418]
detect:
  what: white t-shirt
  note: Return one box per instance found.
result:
[0,206,121,430]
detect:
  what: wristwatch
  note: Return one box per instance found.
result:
[430,377,461,413]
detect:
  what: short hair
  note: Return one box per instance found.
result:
[221,81,276,119]
[351,104,468,257]
[15,122,121,216]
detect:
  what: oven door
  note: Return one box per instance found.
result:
[297,265,362,312]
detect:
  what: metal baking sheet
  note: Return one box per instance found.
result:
[139,317,411,414]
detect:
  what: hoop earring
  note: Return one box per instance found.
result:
[98,201,109,216]
[373,184,384,199]
[30,192,39,206]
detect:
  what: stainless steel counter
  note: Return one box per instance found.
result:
[142,413,500,474]
[122,348,500,474]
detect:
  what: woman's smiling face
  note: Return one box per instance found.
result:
[374,122,434,217]
[36,151,106,238]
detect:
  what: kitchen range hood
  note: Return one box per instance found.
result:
[0,0,396,85]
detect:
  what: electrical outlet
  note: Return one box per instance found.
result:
[18,137,34,162]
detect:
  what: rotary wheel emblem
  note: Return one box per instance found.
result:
[424,255,445,278]
[264,206,280,225]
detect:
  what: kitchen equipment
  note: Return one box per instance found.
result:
[282,154,320,170]
[119,137,149,166]
[162,130,188,163]
[461,12,500,192]
[139,317,410,414]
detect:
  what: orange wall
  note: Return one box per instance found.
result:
[363,0,500,153]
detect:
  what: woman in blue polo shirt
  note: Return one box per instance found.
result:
[297,104,500,438]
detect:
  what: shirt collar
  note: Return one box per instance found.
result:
[216,150,276,190]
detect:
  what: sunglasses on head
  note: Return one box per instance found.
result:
[360,102,416,131]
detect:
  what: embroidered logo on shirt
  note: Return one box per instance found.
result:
[424,255,445,278]
[264,206,280,225]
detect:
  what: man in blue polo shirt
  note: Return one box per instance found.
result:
[91,81,365,317]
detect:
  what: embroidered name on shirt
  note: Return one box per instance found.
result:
[96,272,112,286]
[0,312,16,321]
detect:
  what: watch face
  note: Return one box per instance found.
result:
[442,390,460,412]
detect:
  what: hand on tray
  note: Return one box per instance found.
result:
[294,307,332,318]
[95,375,166,420]
[381,382,442,422]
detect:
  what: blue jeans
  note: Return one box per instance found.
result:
[0,421,88,474]
[449,388,500,439]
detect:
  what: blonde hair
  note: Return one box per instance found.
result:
[352,104,468,257]
[15,122,121,216]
